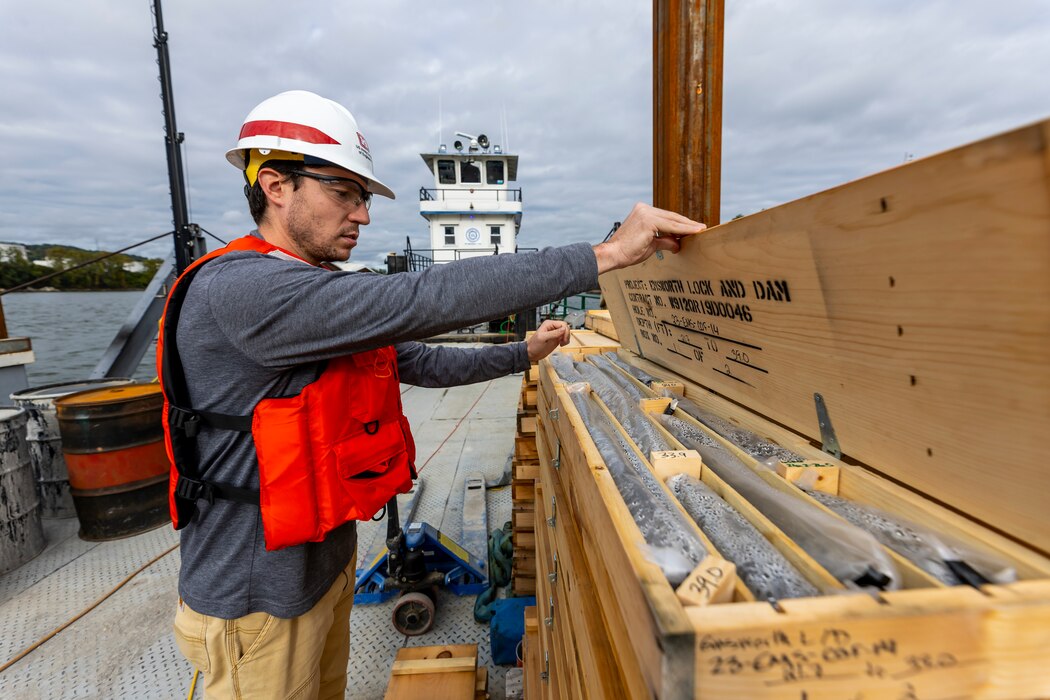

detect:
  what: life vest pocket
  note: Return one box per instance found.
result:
[331,419,414,520]
[333,419,407,480]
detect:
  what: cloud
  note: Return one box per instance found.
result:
[1,0,1047,268]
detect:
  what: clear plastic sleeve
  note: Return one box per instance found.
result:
[663,391,806,463]
[549,352,584,383]
[575,361,673,456]
[607,350,660,386]
[657,414,900,590]
[668,473,821,599]
[566,385,707,585]
[585,353,646,401]
[805,488,1017,586]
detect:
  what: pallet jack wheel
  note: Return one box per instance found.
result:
[392,590,435,636]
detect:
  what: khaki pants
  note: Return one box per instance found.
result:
[173,560,356,700]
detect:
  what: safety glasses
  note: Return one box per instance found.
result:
[287,169,372,211]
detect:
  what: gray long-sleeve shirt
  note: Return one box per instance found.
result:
[175,239,598,618]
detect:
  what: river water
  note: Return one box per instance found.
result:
[1,288,603,388]
[2,291,157,386]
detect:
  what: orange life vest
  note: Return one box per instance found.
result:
[158,236,416,551]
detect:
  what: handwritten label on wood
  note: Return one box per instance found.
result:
[693,610,985,697]
[650,449,703,481]
[676,555,735,607]
[776,461,841,494]
[651,380,685,396]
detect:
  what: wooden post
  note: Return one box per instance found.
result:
[653,0,725,227]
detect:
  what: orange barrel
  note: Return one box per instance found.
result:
[0,407,46,574]
[11,378,133,518]
[55,383,168,541]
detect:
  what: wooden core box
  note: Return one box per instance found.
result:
[526,120,1050,699]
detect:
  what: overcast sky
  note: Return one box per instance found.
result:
[1,1,1047,269]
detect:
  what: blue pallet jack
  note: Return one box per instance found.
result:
[354,474,490,635]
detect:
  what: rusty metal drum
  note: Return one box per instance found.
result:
[55,383,168,541]
[0,407,46,575]
[11,378,133,518]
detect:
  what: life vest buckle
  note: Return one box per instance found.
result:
[364,420,380,435]
[174,475,215,505]
[170,406,202,438]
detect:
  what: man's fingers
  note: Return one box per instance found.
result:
[655,218,706,237]
[537,319,567,333]
[655,238,688,255]
[638,205,705,238]
[662,222,706,237]
[532,322,571,347]
[648,205,706,228]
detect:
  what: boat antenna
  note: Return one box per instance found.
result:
[438,93,443,148]
[151,0,204,274]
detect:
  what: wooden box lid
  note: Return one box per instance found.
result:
[600,120,1050,553]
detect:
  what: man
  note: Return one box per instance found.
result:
[160,90,703,699]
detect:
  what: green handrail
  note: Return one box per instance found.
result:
[541,292,602,320]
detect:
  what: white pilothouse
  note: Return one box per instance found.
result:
[408,131,525,269]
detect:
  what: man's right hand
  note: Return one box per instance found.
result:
[592,203,706,274]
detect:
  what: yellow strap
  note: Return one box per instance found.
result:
[244,149,304,186]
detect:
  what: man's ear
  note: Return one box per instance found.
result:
[257,168,289,210]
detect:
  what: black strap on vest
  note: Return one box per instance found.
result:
[162,256,260,526]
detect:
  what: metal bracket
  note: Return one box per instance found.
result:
[548,407,560,421]
[544,596,554,627]
[549,553,558,584]
[546,495,557,527]
[91,255,176,379]
[552,441,561,470]
[814,393,842,459]
[541,651,549,682]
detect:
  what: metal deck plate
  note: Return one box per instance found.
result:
[351,375,518,699]
[0,372,523,699]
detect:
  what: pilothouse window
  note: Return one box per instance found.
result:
[460,161,481,184]
[444,226,455,245]
[486,161,505,185]
[437,160,456,184]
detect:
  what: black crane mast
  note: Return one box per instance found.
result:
[151,0,204,273]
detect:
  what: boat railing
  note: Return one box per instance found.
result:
[419,188,523,204]
[403,238,538,272]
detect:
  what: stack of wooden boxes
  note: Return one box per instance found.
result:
[513,330,621,597]
[583,309,618,341]
[511,363,541,596]
[521,121,1050,699]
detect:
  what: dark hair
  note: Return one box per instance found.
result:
[247,160,302,225]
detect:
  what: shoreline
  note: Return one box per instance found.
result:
[2,287,148,293]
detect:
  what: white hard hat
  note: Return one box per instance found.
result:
[226,90,395,199]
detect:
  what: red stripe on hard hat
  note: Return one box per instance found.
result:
[239,120,341,145]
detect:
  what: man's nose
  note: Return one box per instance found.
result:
[349,206,370,225]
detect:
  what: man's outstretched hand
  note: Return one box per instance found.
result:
[592,203,706,274]
[526,320,572,362]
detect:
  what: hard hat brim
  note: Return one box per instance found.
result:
[226,146,395,200]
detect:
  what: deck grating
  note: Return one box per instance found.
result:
[0,370,524,699]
